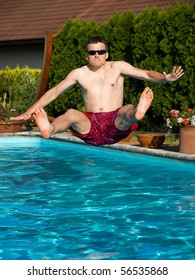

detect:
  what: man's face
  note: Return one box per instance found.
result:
[86,42,108,69]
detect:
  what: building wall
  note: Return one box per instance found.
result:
[0,44,44,69]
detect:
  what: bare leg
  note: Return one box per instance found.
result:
[115,87,154,130]
[33,106,91,138]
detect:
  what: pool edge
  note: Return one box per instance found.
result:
[1,131,195,162]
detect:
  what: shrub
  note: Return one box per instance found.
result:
[0,66,41,113]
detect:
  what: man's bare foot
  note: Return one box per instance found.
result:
[33,106,53,138]
[135,87,154,121]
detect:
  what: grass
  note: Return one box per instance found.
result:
[164,134,179,146]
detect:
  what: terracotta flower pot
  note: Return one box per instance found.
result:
[0,120,24,133]
[179,125,195,154]
[136,133,165,149]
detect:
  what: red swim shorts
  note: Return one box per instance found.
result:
[70,108,138,145]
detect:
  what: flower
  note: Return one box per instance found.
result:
[166,108,195,132]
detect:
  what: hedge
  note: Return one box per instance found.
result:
[0,66,41,113]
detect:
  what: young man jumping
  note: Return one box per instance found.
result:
[11,37,184,145]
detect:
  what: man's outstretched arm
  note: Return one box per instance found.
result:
[118,61,184,83]
[10,69,79,121]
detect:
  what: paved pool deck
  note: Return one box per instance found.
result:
[1,130,195,162]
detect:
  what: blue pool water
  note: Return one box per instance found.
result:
[0,136,195,260]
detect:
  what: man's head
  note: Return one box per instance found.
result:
[85,36,109,69]
[85,36,108,52]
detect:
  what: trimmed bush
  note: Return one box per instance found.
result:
[0,66,41,113]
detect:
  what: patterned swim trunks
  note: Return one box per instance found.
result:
[70,108,138,145]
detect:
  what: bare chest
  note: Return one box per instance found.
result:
[80,70,122,95]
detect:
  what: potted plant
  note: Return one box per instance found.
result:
[166,108,195,130]
[0,66,42,133]
[0,102,24,133]
[0,69,23,132]
[166,108,195,153]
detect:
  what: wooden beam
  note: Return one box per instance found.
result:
[34,32,53,101]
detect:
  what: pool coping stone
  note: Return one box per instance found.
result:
[1,130,195,162]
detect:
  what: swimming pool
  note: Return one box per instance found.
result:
[0,136,195,260]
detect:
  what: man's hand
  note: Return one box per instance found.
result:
[10,112,32,121]
[163,66,184,82]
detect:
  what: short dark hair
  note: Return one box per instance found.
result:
[85,36,108,52]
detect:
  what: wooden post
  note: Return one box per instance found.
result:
[34,32,53,101]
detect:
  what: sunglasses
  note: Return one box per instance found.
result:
[87,50,107,56]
